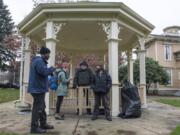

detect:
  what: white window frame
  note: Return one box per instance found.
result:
[178,72,180,80]
[164,45,171,61]
[165,68,173,86]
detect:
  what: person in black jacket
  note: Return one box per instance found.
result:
[73,61,94,114]
[91,64,112,121]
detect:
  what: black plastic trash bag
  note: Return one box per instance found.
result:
[118,81,141,118]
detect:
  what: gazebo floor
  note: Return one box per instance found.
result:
[0,97,179,135]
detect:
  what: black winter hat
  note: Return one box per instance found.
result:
[80,61,88,67]
[40,47,50,54]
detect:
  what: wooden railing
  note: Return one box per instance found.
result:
[25,85,145,115]
[50,86,95,115]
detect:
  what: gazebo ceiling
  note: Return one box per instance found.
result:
[30,21,136,52]
[18,2,154,52]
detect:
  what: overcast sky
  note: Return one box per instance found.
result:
[4,0,180,34]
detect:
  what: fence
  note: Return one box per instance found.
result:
[0,68,20,87]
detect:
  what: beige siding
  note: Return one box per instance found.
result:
[146,42,156,60]
[146,40,180,90]
[173,69,180,88]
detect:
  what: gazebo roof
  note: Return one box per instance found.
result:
[18,2,154,52]
[18,2,154,34]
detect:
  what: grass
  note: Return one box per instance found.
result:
[0,88,19,104]
[0,133,20,135]
[171,125,180,135]
[156,98,180,107]
[155,96,180,135]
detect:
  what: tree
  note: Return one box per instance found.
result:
[119,57,169,92]
[0,0,14,42]
[0,0,15,70]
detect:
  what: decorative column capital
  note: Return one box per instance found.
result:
[53,22,66,39]
[137,36,145,50]
[45,21,66,40]
[22,37,30,50]
[98,22,110,39]
[98,21,121,40]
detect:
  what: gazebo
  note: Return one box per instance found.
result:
[18,1,154,116]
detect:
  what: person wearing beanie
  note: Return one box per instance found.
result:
[73,61,94,114]
[91,64,112,121]
[28,46,55,134]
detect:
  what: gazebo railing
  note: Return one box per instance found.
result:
[50,86,95,115]
[24,85,144,115]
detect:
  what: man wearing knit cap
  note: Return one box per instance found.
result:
[28,46,55,134]
[91,64,112,121]
[73,61,94,114]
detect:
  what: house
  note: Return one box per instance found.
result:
[145,26,180,93]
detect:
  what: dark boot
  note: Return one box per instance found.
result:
[106,115,112,121]
[30,127,46,134]
[40,124,54,129]
[76,109,79,115]
[87,108,92,115]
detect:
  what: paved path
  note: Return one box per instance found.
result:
[0,97,180,135]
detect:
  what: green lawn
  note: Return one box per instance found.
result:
[156,98,180,135]
[156,98,180,107]
[171,125,180,135]
[0,88,19,103]
[0,133,19,135]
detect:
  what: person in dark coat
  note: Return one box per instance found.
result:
[91,64,112,121]
[73,61,94,114]
[28,46,55,134]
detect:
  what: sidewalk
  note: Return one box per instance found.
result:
[0,98,180,135]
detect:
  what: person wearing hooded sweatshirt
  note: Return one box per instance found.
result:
[55,61,72,120]
[91,64,112,121]
[73,61,94,114]
[28,47,55,134]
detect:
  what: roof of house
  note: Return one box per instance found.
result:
[145,34,180,45]
[163,26,180,32]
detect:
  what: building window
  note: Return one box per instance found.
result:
[164,45,171,60]
[165,69,172,85]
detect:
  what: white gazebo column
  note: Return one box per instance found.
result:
[108,21,120,116]
[19,37,30,106]
[19,38,25,103]
[22,37,31,105]
[44,21,65,114]
[138,37,147,108]
[100,21,120,116]
[127,51,134,84]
